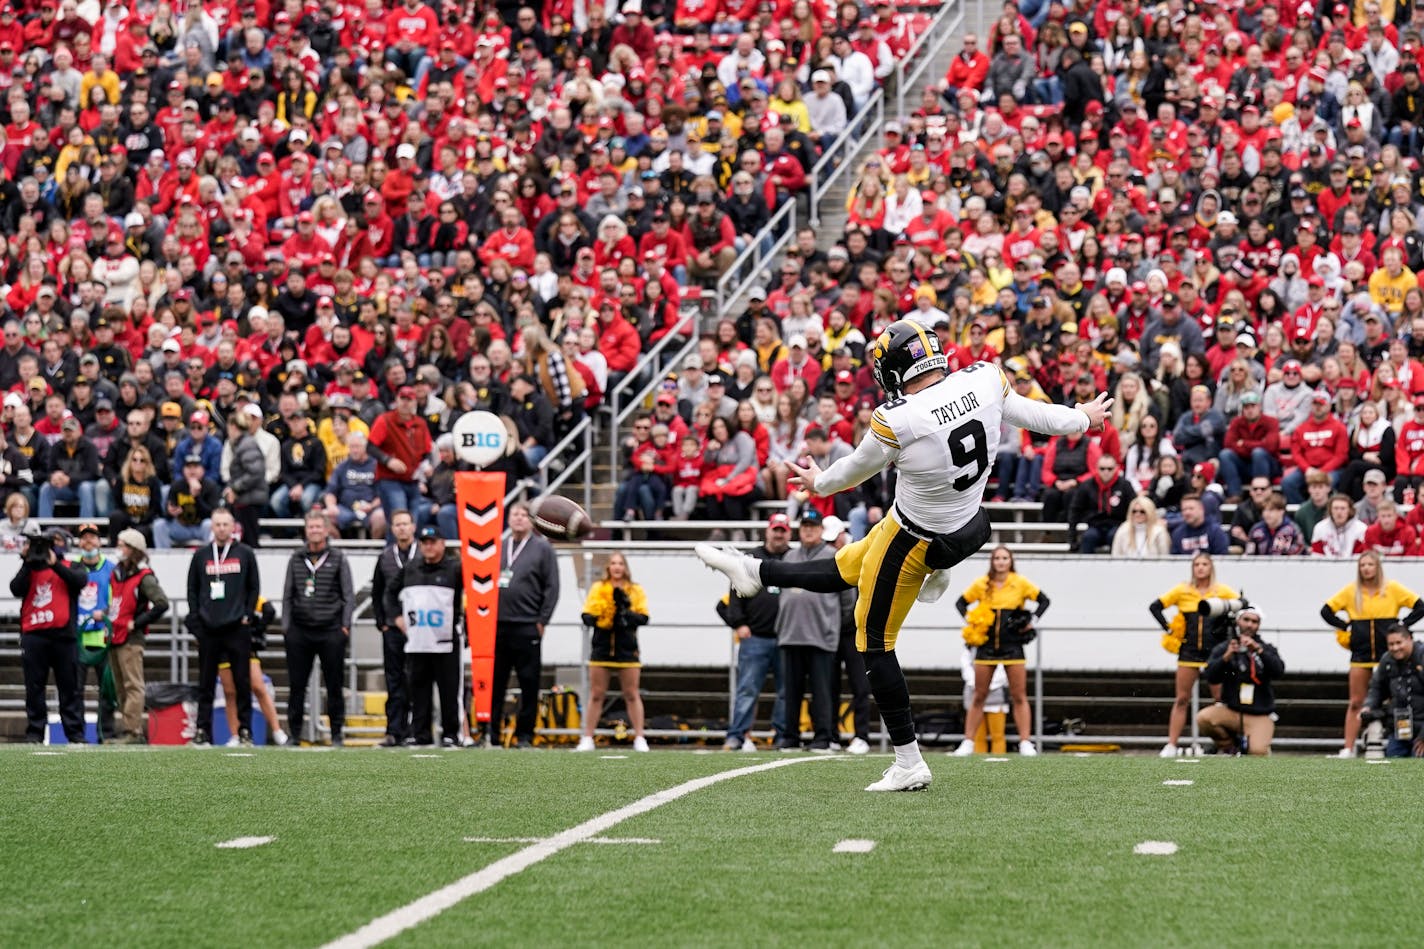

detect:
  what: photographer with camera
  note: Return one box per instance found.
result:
[1197,606,1286,756]
[1360,625,1424,758]
[10,530,89,743]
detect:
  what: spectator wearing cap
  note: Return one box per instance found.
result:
[1281,389,1350,504]
[1141,291,1206,374]
[684,192,738,285]
[385,523,465,747]
[170,410,222,485]
[155,451,220,549]
[1218,392,1281,501]
[805,71,848,149]
[774,508,850,751]
[367,383,434,521]
[272,412,328,520]
[507,374,556,468]
[770,334,822,394]
[38,416,102,518]
[1262,359,1314,438]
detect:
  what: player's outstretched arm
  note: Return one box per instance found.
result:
[791,434,895,497]
[1003,390,1112,436]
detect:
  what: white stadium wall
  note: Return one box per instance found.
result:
[2,551,1416,675]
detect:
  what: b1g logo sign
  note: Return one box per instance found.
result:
[406,608,446,628]
[452,411,507,467]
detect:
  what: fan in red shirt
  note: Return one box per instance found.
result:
[281,213,333,272]
[1363,501,1419,557]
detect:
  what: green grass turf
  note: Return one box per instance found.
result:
[0,748,1419,948]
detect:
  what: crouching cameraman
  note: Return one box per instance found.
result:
[1197,606,1285,756]
[1360,625,1424,758]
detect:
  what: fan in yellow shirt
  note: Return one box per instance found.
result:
[1367,246,1418,314]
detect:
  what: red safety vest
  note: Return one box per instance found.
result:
[108,567,153,647]
[20,567,73,634]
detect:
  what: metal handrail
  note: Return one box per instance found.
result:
[604,308,697,458]
[807,88,883,226]
[606,330,704,473]
[712,197,797,315]
[893,0,965,120]
[502,411,595,514]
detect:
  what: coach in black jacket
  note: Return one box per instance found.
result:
[370,510,418,746]
[386,526,465,747]
[187,508,261,746]
[282,509,355,745]
[493,501,560,747]
[718,515,791,750]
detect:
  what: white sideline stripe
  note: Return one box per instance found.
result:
[32,751,65,756]
[833,839,876,853]
[1172,759,1201,764]
[325,757,830,949]
[411,755,443,759]
[984,757,1010,763]
[1366,759,1390,765]
[1133,841,1178,856]
[463,836,664,846]
[1162,780,1194,787]
[216,836,275,849]
[225,753,255,758]
[600,755,628,760]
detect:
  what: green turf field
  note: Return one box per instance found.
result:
[1,746,1417,948]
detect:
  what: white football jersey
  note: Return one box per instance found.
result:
[816,362,1089,535]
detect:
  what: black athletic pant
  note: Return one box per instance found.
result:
[408,651,460,743]
[834,632,872,742]
[382,628,410,741]
[492,623,543,743]
[197,623,251,738]
[234,503,261,548]
[77,658,116,740]
[286,625,348,741]
[780,645,836,747]
[22,632,84,742]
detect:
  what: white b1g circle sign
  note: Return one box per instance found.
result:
[452,411,507,467]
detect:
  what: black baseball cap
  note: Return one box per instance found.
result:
[799,508,824,526]
[77,522,101,537]
[417,526,442,540]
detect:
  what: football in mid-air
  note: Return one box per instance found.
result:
[529,495,595,542]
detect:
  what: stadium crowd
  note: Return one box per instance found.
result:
[612,0,1424,559]
[0,0,937,547]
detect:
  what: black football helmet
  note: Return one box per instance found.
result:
[869,319,947,398]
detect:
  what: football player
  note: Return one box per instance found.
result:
[697,320,1111,791]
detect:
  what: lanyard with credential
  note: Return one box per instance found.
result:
[303,550,329,598]
[501,536,530,589]
[209,541,232,602]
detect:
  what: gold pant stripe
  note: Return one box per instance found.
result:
[835,513,930,653]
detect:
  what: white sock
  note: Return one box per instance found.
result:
[894,741,924,769]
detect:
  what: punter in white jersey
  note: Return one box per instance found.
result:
[698,319,1110,791]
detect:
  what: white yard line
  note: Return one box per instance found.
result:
[1133,841,1178,856]
[462,836,661,845]
[600,755,628,760]
[324,757,831,949]
[216,836,275,849]
[1162,780,1194,787]
[832,839,876,853]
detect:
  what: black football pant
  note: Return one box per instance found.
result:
[22,632,84,742]
[492,623,542,743]
[834,632,872,742]
[382,628,410,742]
[409,651,460,743]
[286,625,347,741]
[197,623,251,738]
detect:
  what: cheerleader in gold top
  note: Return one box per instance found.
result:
[952,547,1051,757]
[1149,553,1238,757]
[1320,551,1424,758]
[575,553,651,753]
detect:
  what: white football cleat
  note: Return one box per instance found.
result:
[917,569,950,603]
[846,737,870,755]
[224,735,241,748]
[694,543,763,597]
[740,738,759,752]
[632,736,650,752]
[1018,740,1038,756]
[574,736,595,752]
[1158,743,1179,758]
[950,739,975,757]
[865,761,933,792]
[1334,746,1356,759]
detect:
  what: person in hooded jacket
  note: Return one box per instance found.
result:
[1066,453,1137,553]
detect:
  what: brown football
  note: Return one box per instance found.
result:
[529,495,595,542]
